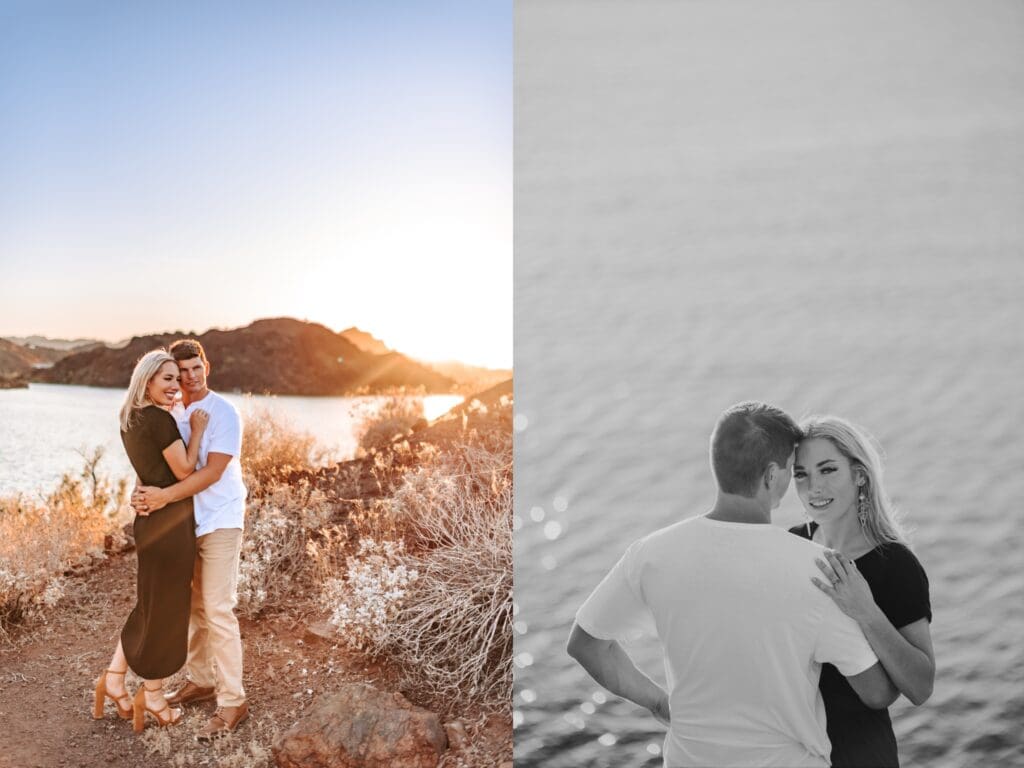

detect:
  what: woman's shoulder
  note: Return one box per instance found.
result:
[874,540,927,571]
[870,540,932,624]
[127,405,175,430]
[869,541,930,601]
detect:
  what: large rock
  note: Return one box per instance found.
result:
[273,683,447,768]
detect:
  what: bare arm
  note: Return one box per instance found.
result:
[858,615,934,705]
[844,660,900,709]
[161,410,209,480]
[134,452,232,513]
[815,550,934,706]
[566,622,669,725]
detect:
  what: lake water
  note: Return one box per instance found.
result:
[515,1,1024,766]
[0,384,462,497]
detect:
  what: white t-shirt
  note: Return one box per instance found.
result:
[173,391,247,537]
[575,515,878,768]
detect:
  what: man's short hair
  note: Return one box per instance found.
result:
[169,338,208,364]
[710,401,802,497]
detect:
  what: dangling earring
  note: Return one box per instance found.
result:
[857,489,869,529]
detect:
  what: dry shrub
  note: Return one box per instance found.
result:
[324,438,512,712]
[236,481,346,618]
[352,395,424,454]
[321,539,419,650]
[241,401,328,490]
[0,447,128,638]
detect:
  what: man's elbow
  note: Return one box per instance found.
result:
[566,622,608,664]
[566,624,587,661]
[907,679,934,706]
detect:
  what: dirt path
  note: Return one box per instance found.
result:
[0,553,509,767]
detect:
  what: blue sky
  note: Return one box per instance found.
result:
[0,1,511,367]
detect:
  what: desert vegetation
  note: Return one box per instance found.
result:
[234,390,513,714]
[1,387,512,766]
[0,448,128,638]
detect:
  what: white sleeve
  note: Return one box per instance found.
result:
[207,402,242,458]
[814,600,878,677]
[575,540,656,643]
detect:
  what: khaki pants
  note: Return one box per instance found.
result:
[186,527,245,706]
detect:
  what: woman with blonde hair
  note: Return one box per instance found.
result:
[789,415,934,767]
[93,349,209,731]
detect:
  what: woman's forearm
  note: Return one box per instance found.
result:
[185,429,205,470]
[860,608,934,705]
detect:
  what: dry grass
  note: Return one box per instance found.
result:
[0,447,128,638]
[241,400,328,490]
[352,395,424,454]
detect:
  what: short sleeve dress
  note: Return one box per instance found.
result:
[789,522,932,768]
[120,405,197,679]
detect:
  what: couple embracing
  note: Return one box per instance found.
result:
[92,339,249,739]
[569,401,934,768]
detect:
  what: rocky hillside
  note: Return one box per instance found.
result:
[338,326,392,355]
[34,318,456,395]
[0,338,70,382]
[338,327,511,394]
[4,335,102,352]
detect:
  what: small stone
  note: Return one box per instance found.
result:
[303,621,337,645]
[444,720,468,751]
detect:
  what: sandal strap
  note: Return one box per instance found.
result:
[142,689,179,722]
[105,669,128,676]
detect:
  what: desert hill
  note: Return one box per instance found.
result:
[338,326,392,356]
[5,335,103,351]
[34,318,456,395]
[0,338,74,385]
[339,327,511,393]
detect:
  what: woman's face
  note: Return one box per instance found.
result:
[793,437,860,523]
[146,361,181,407]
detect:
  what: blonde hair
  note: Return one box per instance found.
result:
[800,415,910,548]
[119,350,176,432]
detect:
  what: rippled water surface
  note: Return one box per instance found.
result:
[515,1,1024,765]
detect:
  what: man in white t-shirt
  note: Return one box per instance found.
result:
[132,339,249,740]
[567,401,898,767]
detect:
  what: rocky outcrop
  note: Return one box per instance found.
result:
[339,327,391,356]
[34,318,455,395]
[0,373,28,389]
[0,338,69,378]
[272,683,447,768]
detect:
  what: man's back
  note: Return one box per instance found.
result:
[576,516,877,767]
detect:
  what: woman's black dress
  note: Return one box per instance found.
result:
[119,405,196,679]
[789,522,931,768]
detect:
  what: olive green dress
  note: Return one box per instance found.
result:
[119,405,196,679]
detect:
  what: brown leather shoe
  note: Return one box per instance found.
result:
[195,702,249,741]
[166,681,216,707]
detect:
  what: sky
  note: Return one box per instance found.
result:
[0,1,511,368]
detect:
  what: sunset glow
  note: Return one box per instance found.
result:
[0,2,510,368]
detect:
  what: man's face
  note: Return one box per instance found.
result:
[176,356,209,395]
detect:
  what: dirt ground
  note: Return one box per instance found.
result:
[0,552,511,768]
